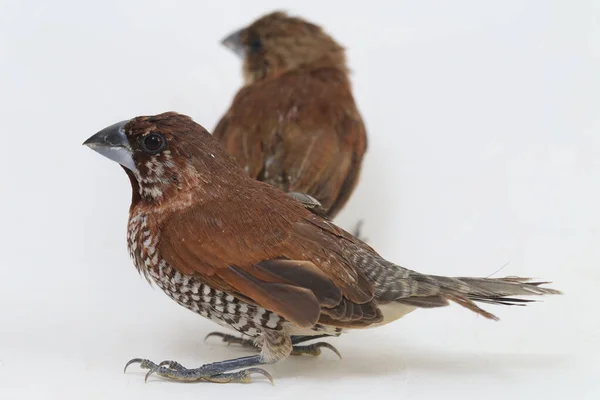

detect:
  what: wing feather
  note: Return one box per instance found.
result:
[158,187,377,328]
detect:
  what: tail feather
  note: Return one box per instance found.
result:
[469,297,536,306]
[419,275,561,320]
[358,251,560,320]
[443,293,500,320]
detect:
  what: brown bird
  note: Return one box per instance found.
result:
[214,11,367,219]
[83,112,560,384]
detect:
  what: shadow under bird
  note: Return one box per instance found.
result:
[83,112,561,384]
[215,11,367,220]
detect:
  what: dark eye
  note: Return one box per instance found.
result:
[141,133,166,154]
[249,38,262,53]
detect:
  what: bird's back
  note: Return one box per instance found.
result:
[213,67,367,217]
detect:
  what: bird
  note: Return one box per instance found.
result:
[214,11,367,220]
[83,112,561,384]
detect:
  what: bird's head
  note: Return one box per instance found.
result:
[83,112,243,206]
[221,11,346,84]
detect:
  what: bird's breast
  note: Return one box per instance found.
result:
[126,210,284,337]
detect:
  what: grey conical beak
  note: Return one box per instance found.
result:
[83,120,137,173]
[221,29,245,59]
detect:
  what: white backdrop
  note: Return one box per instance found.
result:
[1,0,598,398]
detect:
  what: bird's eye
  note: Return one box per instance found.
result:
[249,38,262,53]
[141,133,166,154]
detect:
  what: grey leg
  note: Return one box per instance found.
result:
[124,330,293,384]
[124,355,273,384]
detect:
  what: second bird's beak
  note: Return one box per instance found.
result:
[221,29,245,59]
[83,120,137,173]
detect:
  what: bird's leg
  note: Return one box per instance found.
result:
[124,330,291,384]
[125,355,272,383]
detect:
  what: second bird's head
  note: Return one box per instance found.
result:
[221,11,347,84]
[83,112,243,205]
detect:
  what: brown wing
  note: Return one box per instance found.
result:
[213,106,266,179]
[323,111,366,217]
[158,183,377,328]
[213,68,367,217]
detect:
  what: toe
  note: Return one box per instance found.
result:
[124,358,158,373]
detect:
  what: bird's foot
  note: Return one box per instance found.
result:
[290,342,342,359]
[124,355,273,384]
[204,331,341,358]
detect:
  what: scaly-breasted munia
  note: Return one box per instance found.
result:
[84,112,560,384]
[214,11,367,219]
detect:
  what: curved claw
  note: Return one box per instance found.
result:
[124,358,145,373]
[144,369,153,383]
[315,342,343,360]
[204,331,227,343]
[291,342,343,359]
[144,367,159,383]
[245,368,274,386]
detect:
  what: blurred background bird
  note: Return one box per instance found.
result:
[214,11,367,222]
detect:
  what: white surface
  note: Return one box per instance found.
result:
[0,0,598,398]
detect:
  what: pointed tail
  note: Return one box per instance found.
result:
[397,275,561,320]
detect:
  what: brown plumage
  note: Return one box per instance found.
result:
[84,112,561,384]
[214,11,367,218]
